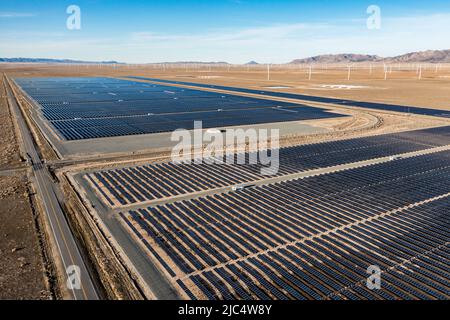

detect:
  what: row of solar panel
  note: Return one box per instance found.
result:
[16,85,192,96]
[120,151,449,299]
[51,107,340,140]
[17,77,288,108]
[16,77,345,140]
[125,155,450,274]
[30,89,234,104]
[16,77,144,96]
[41,101,300,121]
[87,126,450,206]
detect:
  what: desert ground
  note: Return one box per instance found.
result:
[3,62,450,110]
[0,75,52,299]
[1,62,450,300]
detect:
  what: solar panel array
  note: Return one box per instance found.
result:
[120,151,450,300]
[129,76,450,118]
[86,126,450,207]
[15,77,344,140]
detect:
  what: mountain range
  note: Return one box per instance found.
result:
[2,49,450,65]
[0,58,121,64]
[290,49,450,64]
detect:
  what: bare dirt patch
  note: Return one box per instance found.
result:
[0,77,21,169]
[0,173,51,299]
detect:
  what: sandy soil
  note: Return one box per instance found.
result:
[281,112,449,148]
[0,77,21,169]
[2,63,450,111]
[0,173,51,299]
[127,67,450,111]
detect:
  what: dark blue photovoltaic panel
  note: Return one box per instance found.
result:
[119,150,450,300]
[88,125,450,205]
[15,77,346,140]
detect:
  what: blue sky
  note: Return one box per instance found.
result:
[1,0,450,63]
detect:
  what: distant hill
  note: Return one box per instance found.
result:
[155,61,229,65]
[0,58,229,65]
[0,58,122,64]
[385,50,450,63]
[290,50,450,64]
[291,54,382,64]
[3,49,450,65]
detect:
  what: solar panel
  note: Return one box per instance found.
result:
[15,77,345,140]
